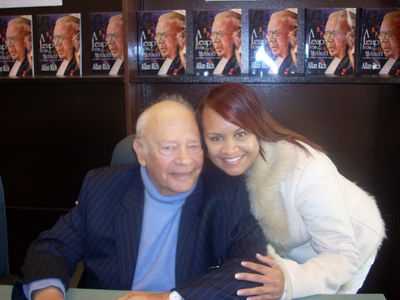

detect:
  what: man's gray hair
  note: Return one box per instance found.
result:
[135,94,194,140]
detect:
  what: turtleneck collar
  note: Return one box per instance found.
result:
[140,166,196,205]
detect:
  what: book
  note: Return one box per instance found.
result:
[249,9,299,76]
[36,13,81,76]
[194,9,241,76]
[305,8,356,75]
[88,12,123,75]
[0,15,33,77]
[138,10,186,76]
[358,8,400,76]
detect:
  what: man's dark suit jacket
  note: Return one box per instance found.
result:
[389,58,400,76]
[62,57,80,76]
[13,164,267,299]
[278,54,297,75]
[166,56,184,75]
[15,58,32,77]
[222,55,240,75]
[333,54,353,75]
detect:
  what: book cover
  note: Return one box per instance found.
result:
[249,9,299,76]
[194,9,241,76]
[88,12,123,75]
[305,8,356,75]
[36,13,81,76]
[138,10,186,76]
[358,8,400,76]
[0,15,33,77]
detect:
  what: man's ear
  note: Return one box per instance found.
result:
[133,139,147,166]
[132,139,146,167]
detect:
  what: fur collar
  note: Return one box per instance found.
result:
[246,140,299,256]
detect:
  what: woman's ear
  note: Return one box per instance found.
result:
[133,139,146,166]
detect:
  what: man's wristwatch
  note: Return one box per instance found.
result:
[169,291,183,300]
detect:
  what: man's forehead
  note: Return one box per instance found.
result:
[107,21,121,32]
[54,22,68,32]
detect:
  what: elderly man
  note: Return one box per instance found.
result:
[379,10,400,75]
[324,9,354,75]
[6,17,32,77]
[211,10,241,75]
[106,14,124,75]
[53,15,80,76]
[266,10,297,75]
[155,12,185,75]
[12,95,267,300]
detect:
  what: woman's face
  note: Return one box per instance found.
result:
[202,107,259,176]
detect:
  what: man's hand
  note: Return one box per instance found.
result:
[32,287,64,300]
[235,253,284,300]
[117,291,169,300]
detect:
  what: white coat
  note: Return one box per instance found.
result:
[246,140,385,299]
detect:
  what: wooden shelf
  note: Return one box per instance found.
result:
[129,74,400,85]
[0,75,124,85]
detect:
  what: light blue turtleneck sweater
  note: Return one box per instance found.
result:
[132,167,196,291]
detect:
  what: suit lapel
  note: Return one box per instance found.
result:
[114,172,145,289]
[175,180,204,285]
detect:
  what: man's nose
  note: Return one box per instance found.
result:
[175,146,191,165]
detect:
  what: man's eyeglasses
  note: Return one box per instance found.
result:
[106,33,122,43]
[266,31,281,40]
[324,31,345,39]
[53,35,65,44]
[379,31,393,41]
[210,31,226,42]
[5,36,17,45]
[155,32,170,42]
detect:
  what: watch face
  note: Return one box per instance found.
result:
[169,291,183,300]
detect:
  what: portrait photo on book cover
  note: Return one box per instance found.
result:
[0,15,33,77]
[378,10,400,75]
[359,8,400,76]
[89,12,124,75]
[250,8,299,76]
[138,10,186,76]
[37,13,81,76]
[306,8,356,76]
[194,9,241,76]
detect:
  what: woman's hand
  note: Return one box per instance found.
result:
[235,253,285,300]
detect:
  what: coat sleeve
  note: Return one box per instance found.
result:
[277,156,361,298]
[176,175,268,299]
[13,170,94,298]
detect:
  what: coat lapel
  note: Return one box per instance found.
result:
[175,180,204,285]
[114,172,145,289]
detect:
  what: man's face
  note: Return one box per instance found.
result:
[155,18,180,59]
[324,16,347,59]
[53,22,75,60]
[6,22,27,62]
[211,17,235,59]
[134,103,204,196]
[267,16,290,58]
[379,18,400,59]
[106,19,124,59]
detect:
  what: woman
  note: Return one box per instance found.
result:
[198,83,385,299]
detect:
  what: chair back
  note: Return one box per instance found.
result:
[0,176,9,277]
[110,134,137,166]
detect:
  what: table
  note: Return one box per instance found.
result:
[0,285,387,299]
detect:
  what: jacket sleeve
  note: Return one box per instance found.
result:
[278,156,361,298]
[13,171,94,297]
[176,175,268,299]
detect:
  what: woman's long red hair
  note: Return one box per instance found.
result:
[197,83,323,158]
